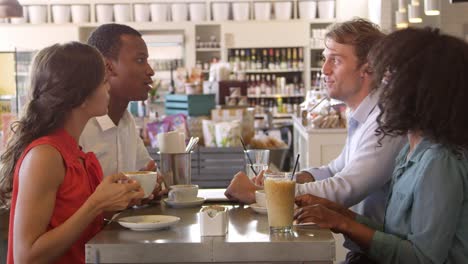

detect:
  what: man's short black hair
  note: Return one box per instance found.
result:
[87,23,141,59]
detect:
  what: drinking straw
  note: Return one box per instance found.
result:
[291,154,300,180]
[239,136,259,176]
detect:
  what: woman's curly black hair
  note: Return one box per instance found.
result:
[369,27,468,150]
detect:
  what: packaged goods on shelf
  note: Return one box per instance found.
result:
[305,99,346,129]
[211,108,255,145]
[202,119,241,147]
[249,135,288,149]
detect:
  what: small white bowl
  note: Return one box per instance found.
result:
[28,5,47,24]
[52,5,71,24]
[71,5,90,23]
[134,4,150,22]
[318,0,335,19]
[96,4,113,23]
[189,3,206,22]
[232,2,249,21]
[114,4,131,22]
[254,2,271,21]
[299,0,317,19]
[150,3,168,22]
[274,1,292,20]
[212,2,229,21]
[171,3,188,22]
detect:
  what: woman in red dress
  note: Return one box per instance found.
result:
[0,42,145,264]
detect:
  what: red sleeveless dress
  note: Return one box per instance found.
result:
[7,128,104,264]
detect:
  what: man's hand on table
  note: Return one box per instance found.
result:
[295,171,315,183]
[225,171,261,204]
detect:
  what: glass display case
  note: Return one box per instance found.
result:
[0,49,35,149]
[14,49,36,115]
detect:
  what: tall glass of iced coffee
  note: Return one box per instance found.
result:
[264,172,296,233]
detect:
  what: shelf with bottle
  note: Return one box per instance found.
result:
[149,59,184,72]
[196,56,220,76]
[245,73,304,98]
[247,94,304,98]
[249,96,304,117]
[195,24,221,78]
[255,113,293,119]
[228,47,304,73]
[237,69,303,74]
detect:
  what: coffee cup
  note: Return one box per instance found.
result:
[168,184,198,202]
[123,171,157,198]
[255,190,266,207]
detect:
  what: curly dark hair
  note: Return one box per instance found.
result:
[0,42,105,208]
[87,23,141,59]
[369,27,468,150]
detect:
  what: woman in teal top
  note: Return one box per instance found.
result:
[294,27,468,264]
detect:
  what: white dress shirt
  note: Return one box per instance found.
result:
[296,90,407,225]
[80,110,152,177]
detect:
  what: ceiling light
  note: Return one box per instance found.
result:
[424,0,440,16]
[408,4,422,23]
[0,0,23,18]
[396,10,409,29]
[398,0,408,12]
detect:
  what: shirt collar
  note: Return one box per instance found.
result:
[95,110,131,132]
[394,137,434,172]
[348,90,381,126]
[406,137,434,163]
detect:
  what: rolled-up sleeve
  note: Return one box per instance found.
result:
[296,132,404,207]
[355,214,383,232]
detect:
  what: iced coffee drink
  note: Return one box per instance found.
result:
[264,172,296,233]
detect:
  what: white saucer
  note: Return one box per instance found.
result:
[250,203,267,214]
[118,215,180,231]
[164,197,205,208]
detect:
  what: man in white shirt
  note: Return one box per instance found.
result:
[225,19,406,263]
[80,24,155,177]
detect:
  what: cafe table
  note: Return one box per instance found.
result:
[86,198,335,263]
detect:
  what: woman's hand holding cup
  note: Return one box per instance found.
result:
[89,173,145,213]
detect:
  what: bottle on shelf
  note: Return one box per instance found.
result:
[286,48,292,69]
[292,48,298,70]
[262,49,268,70]
[227,47,305,74]
[240,49,246,71]
[245,49,251,70]
[251,49,257,70]
[256,49,262,70]
[268,48,275,70]
[298,48,304,70]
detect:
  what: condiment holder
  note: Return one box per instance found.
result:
[200,206,228,236]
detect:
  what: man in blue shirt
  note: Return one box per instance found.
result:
[225,18,406,263]
[295,27,468,264]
